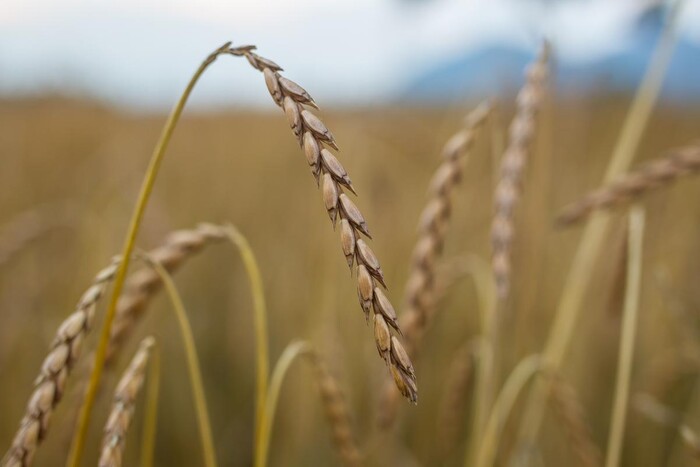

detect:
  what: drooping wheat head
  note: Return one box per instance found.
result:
[2,259,120,467]
[226,44,417,402]
[491,43,549,300]
[557,144,700,226]
[98,337,156,467]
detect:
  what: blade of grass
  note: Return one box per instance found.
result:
[67,41,232,467]
[140,253,218,467]
[512,2,684,460]
[605,207,645,467]
[256,340,313,467]
[474,355,542,467]
[223,224,269,461]
[140,342,161,467]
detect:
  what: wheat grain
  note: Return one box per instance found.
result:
[557,144,700,226]
[98,337,155,467]
[491,43,549,300]
[376,104,490,428]
[106,223,227,364]
[226,44,416,402]
[2,223,226,467]
[305,350,363,467]
[2,259,120,467]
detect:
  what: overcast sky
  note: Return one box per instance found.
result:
[1,0,699,109]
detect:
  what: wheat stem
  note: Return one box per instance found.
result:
[474,355,542,467]
[222,224,269,459]
[139,253,218,467]
[66,42,232,467]
[512,2,683,461]
[605,207,645,467]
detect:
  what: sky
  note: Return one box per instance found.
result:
[1,0,699,109]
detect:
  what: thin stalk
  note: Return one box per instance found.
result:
[474,355,542,467]
[141,254,218,467]
[140,344,161,467]
[256,340,313,467]
[67,41,232,467]
[512,2,683,461]
[223,224,269,460]
[605,207,645,467]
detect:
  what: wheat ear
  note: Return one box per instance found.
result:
[258,341,361,467]
[557,144,700,226]
[2,224,225,467]
[106,223,227,364]
[99,337,156,467]
[375,105,490,429]
[548,375,603,467]
[491,43,549,300]
[225,44,417,402]
[1,259,120,467]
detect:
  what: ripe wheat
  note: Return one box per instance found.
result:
[98,337,155,467]
[491,43,549,300]
[226,44,417,402]
[557,144,700,225]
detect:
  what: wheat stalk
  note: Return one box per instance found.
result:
[548,374,603,467]
[225,44,417,402]
[259,341,362,467]
[2,259,120,467]
[98,337,156,467]
[557,144,700,226]
[2,223,225,467]
[491,42,549,300]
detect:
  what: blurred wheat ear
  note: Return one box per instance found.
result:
[376,103,490,430]
[257,341,362,467]
[98,337,156,467]
[557,144,700,225]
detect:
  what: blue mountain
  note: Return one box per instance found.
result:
[401,7,700,103]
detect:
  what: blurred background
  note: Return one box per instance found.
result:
[2,0,700,466]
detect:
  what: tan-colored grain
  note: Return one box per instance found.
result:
[557,144,700,225]
[98,337,155,467]
[226,44,416,402]
[376,104,490,428]
[491,43,549,300]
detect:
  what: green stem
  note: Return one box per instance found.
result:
[512,2,683,462]
[143,253,218,467]
[223,225,270,464]
[66,41,231,467]
[475,355,542,467]
[256,341,312,467]
[605,207,645,467]
[140,343,161,467]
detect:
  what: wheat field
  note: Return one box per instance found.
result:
[1,35,700,467]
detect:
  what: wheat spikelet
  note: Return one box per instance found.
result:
[491,43,549,300]
[98,337,155,467]
[106,222,227,364]
[2,259,120,467]
[2,223,226,467]
[375,104,490,428]
[304,350,362,467]
[225,44,417,402]
[548,374,602,467]
[557,144,700,226]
